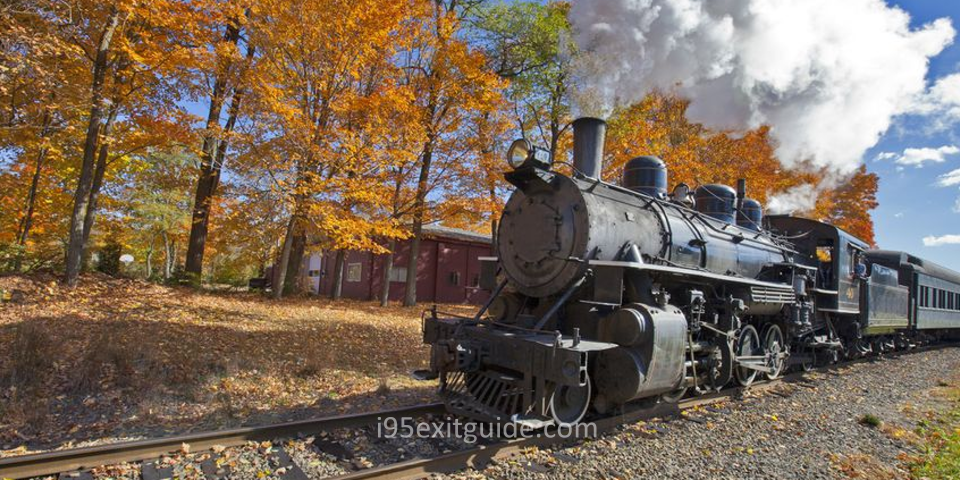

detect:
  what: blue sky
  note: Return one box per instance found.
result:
[870,1,960,269]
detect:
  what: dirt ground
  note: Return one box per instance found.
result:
[0,273,471,455]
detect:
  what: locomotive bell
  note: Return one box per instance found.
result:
[622,156,668,199]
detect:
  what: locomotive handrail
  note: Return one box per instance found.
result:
[588,259,797,290]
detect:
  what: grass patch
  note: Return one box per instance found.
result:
[911,387,960,479]
[859,413,882,428]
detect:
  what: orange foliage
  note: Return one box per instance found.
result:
[603,92,879,244]
[813,166,880,246]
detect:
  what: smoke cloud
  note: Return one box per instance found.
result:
[765,184,819,215]
[568,0,955,175]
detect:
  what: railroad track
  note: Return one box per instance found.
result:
[0,346,945,480]
[0,404,445,479]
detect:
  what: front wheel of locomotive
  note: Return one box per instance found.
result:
[549,374,591,427]
[735,325,761,387]
[659,387,688,404]
[762,324,787,380]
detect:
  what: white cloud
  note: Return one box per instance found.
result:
[912,73,960,129]
[923,234,960,246]
[938,168,960,187]
[898,146,959,167]
[894,212,904,218]
[954,197,960,213]
[875,145,960,167]
[569,0,956,174]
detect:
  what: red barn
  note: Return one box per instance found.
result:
[307,225,492,304]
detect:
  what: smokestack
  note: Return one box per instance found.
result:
[572,117,607,179]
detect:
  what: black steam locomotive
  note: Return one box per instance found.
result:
[416,117,960,426]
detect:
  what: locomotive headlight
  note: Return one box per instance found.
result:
[506,138,551,170]
[507,138,532,169]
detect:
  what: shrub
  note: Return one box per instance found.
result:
[4,321,54,390]
[859,413,882,428]
[97,238,123,276]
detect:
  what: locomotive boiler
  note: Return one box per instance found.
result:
[416,116,960,426]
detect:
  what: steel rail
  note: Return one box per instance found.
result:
[0,345,949,479]
[328,383,786,480]
[0,403,445,479]
[329,345,952,480]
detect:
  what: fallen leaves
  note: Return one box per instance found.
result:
[0,273,472,453]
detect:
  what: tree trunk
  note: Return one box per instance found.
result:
[184,25,247,283]
[14,95,55,271]
[80,105,118,265]
[330,250,346,300]
[145,240,153,279]
[167,239,176,280]
[283,231,305,295]
[489,187,499,255]
[64,9,121,287]
[379,237,396,307]
[13,135,51,271]
[161,231,172,280]
[272,214,297,300]
[403,139,434,307]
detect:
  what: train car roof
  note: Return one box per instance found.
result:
[764,215,869,250]
[867,249,960,285]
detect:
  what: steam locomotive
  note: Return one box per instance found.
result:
[416,117,960,426]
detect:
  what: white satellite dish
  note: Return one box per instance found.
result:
[120,254,135,264]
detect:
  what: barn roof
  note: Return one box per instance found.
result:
[422,224,491,245]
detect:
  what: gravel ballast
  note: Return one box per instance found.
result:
[446,346,960,480]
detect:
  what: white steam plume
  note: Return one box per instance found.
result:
[568,0,955,175]
[765,184,819,215]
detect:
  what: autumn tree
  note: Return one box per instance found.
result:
[61,0,192,286]
[473,1,574,161]
[242,0,418,299]
[399,0,504,307]
[0,1,85,271]
[121,149,195,280]
[182,1,257,284]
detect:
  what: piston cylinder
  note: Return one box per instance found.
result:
[593,303,687,406]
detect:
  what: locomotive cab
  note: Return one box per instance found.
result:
[766,215,867,315]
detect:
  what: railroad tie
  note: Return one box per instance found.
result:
[141,460,174,480]
[57,471,94,480]
[199,456,231,480]
[271,447,309,480]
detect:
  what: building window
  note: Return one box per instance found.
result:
[346,263,362,283]
[471,274,480,288]
[389,266,408,283]
[449,271,461,286]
